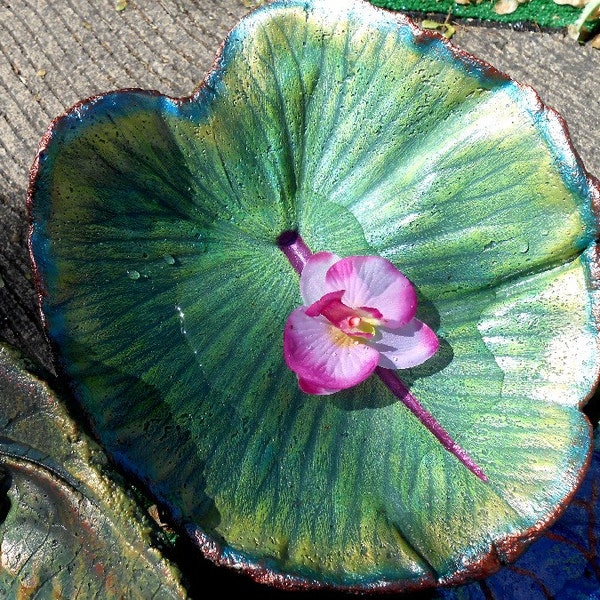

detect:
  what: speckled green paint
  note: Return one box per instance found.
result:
[0,346,186,598]
[29,0,600,591]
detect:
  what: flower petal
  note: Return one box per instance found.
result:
[300,251,341,305]
[305,290,345,318]
[372,319,440,370]
[325,255,417,327]
[297,377,341,396]
[284,307,379,393]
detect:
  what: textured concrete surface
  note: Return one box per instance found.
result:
[0,0,599,595]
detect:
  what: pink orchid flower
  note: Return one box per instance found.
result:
[283,252,439,395]
[279,235,486,481]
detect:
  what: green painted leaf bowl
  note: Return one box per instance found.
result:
[27,0,600,593]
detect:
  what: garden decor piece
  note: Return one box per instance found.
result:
[0,344,186,598]
[437,427,600,599]
[28,0,600,593]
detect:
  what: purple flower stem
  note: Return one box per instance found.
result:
[277,230,312,274]
[376,367,488,482]
[277,230,488,482]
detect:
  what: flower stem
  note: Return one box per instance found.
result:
[277,231,488,482]
[376,367,488,482]
[277,230,312,274]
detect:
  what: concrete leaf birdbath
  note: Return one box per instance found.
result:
[27,0,600,592]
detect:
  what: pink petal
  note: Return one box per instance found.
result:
[325,256,417,328]
[307,292,378,339]
[284,307,379,393]
[297,377,341,396]
[299,252,340,305]
[305,290,345,318]
[371,319,439,370]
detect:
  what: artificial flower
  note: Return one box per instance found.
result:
[284,252,439,394]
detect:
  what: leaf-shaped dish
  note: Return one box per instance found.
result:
[28,0,600,593]
[0,345,186,598]
[437,427,600,599]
